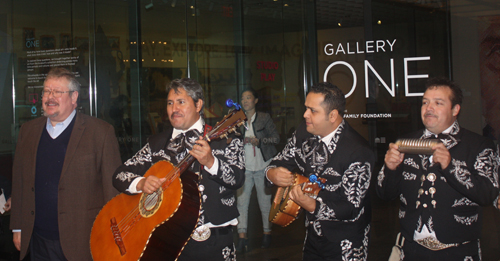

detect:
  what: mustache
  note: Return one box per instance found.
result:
[44,99,59,105]
[424,112,436,117]
[170,112,183,117]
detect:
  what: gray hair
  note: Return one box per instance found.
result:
[167,78,205,116]
[45,67,81,94]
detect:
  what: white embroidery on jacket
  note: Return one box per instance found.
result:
[474,148,499,188]
[454,214,478,225]
[115,171,140,182]
[452,197,479,207]
[404,158,419,169]
[450,159,474,189]
[124,143,152,166]
[342,162,371,208]
[403,171,417,180]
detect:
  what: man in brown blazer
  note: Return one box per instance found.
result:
[10,67,122,260]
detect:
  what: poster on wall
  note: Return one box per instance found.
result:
[17,29,83,122]
[317,22,448,142]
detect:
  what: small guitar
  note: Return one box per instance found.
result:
[269,173,325,227]
[90,108,246,261]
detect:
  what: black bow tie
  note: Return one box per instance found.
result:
[439,133,453,139]
[303,136,329,166]
[168,129,202,154]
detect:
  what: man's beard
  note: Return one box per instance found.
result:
[43,111,59,118]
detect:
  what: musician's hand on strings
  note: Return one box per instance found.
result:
[289,185,316,213]
[431,143,451,169]
[384,143,404,170]
[137,176,167,194]
[190,137,215,169]
[267,167,294,187]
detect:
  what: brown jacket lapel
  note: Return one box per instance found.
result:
[60,113,85,179]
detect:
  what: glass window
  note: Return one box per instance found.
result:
[2,1,500,259]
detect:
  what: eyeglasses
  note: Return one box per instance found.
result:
[41,90,74,98]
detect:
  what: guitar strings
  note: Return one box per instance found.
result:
[116,164,180,238]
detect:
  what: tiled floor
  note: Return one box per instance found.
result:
[236,188,500,261]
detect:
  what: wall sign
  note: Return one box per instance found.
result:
[322,39,430,98]
[257,60,278,82]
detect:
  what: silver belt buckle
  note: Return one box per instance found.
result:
[191,225,211,242]
[415,236,458,251]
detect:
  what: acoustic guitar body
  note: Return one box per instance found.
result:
[90,161,201,260]
[269,186,299,227]
[269,173,325,227]
[269,174,309,227]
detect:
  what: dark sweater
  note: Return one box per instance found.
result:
[34,116,75,239]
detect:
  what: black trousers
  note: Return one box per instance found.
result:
[303,226,368,261]
[178,226,235,261]
[401,239,480,261]
[29,231,66,261]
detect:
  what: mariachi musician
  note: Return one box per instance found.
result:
[377,77,500,260]
[266,82,374,260]
[112,78,245,260]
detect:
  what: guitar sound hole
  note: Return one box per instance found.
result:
[144,193,159,211]
[139,189,163,218]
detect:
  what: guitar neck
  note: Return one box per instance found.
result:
[163,133,211,187]
[162,109,246,189]
[299,181,322,198]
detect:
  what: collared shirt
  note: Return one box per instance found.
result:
[171,117,204,140]
[46,110,76,139]
[423,121,455,138]
[319,121,342,145]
